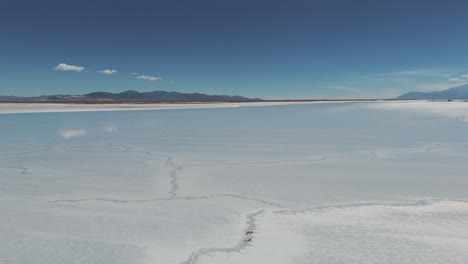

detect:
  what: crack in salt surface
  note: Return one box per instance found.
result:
[166,156,182,198]
[48,142,307,208]
[422,142,446,153]
[1,166,48,175]
[273,198,468,215]
[181,210,264,264]
[108,143,181,198]
[48,193,286,208]
[183,156,329,168]
[409,142,447,154]
[107,142,326,202]
[10,144,56,156]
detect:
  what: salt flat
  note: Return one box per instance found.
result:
[1,101,467,264]
[0,101,327,114]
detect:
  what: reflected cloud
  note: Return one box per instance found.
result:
[59,129,88,139]
[103,124,118,133]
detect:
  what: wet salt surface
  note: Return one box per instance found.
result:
[1,101,467,263]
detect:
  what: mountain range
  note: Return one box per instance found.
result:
[0,90,262,102]
[4,85,468,102]
[396,84,468,100]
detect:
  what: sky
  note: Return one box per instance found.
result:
[2,0,468,99]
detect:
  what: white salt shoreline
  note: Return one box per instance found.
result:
[0,101,351,114]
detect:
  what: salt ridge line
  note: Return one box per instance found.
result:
[181,210,264,264]
[274,198,468,215]
[48,193,286,208]
[0,166,48,175]
[9,145,56,156]
[177,199,468,264]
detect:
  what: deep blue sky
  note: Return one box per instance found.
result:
[2,0,468,98]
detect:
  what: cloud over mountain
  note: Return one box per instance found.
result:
[137,75,161,81]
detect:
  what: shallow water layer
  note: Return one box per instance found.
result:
[1,102,467,264]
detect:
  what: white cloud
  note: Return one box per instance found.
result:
[103,124,118,133]
[380,69,451,78]
[131,72,139,75]
[59,129,88,139]
[54,63,85,72]
[447,74,468,82]
[99,69,118,74]
[137,75,161,81]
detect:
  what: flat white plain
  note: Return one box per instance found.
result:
[0,101,467,264]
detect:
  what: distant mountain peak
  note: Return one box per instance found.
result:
[396,84,468,100]
[119,90,140,94]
